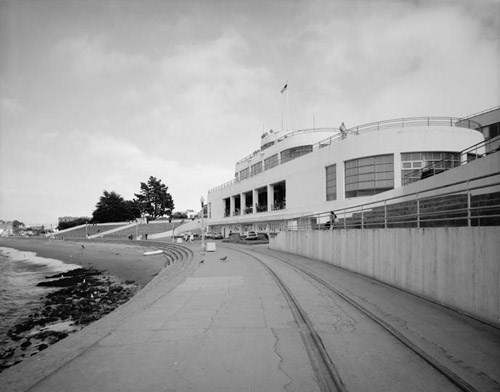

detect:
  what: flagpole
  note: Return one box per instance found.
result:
[281,99,284,132]
[280,81,288,132]
[286,84,290,131]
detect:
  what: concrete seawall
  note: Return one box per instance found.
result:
[270,227,500,326]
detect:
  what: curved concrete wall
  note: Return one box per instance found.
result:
[271,226,500,326]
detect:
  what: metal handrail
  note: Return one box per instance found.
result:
[287,171,500,231]
[458,105,500,121]
[341,116,482,136]
[403,137,496,182]
[235,127,337,166]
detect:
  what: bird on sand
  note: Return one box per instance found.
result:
[199,259,205,264]
[81,245,85,249]
[220,256,228,261]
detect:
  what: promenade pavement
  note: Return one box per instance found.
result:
[0,244,320,392]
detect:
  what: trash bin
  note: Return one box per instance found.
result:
[206,242,216,252]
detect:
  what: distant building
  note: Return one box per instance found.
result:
[0,221,14,236]
[184,209,197,220]
[0,220,25,236]
[58,216,82,224]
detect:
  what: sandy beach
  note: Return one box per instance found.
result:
[0,237,168,288]
[0,237,173,371]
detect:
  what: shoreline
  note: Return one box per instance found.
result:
[0,237,168,288]
[0,237,170,372]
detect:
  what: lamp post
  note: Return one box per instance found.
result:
[200,196,205,249]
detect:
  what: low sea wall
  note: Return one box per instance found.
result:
[270,227,500,326]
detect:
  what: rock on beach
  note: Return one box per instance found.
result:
[0,267,137,372]
[0,238,167,373]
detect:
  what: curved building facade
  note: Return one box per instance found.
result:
[206,117,484,236]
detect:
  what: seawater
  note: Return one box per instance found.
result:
[0,247,79,348]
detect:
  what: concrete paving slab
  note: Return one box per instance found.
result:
[1,246,320,392]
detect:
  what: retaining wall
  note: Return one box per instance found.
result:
[270,227,500,326]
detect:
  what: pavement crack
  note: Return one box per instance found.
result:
[270,327,294,392]
[258,295,270,329]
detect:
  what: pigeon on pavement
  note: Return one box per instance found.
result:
[220,256,228,261]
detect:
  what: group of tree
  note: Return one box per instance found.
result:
[57,217,91,231]
[90,176,175,223]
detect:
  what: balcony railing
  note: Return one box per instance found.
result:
[287,167,500,231]
[208,116,482,194]
[256,204,268,213]
[403,137,494,184]
[272,201,286,210]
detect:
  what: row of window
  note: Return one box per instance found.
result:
[232,151,461,208]
[344,155,394,198]
[401,152,460,186]
[237,145,313,181]
[326,151,460,199]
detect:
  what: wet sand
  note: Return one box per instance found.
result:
[0,237,172,371]
[0,237,168,288]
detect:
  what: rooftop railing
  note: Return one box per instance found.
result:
[235,127,336,166]
[457,105,500,121]
[208,116,483,194]
[341,116,481,136]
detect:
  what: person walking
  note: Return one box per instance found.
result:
[329,211,337,230]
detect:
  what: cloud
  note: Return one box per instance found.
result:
[2,0,497,226]
[280,1,499,125]
[0,97,25,117]
[54,36,152,76]
[0,126,233,224]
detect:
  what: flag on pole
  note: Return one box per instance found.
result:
[280,83,288,94]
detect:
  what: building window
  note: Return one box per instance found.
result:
[280,145,313,164]
[481,122,500,139]
[325,164,336,201]
[250,161,263,176]
[401,152,460,185]
[345,154,394,198]
[264,154,279,170]
[261,141,275,150]
[239,167,249,180]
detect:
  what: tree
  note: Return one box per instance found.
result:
[12,220,24,234]
[91,191,140,223]
[134,176,174,219]
[57,217,91,231]
[172,211,188,220]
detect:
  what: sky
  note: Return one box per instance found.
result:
[0,0,498,227]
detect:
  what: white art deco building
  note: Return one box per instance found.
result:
[206,113,491,237]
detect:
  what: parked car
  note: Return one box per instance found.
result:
[205,232,214,239]
[213,232,223,239]
[245,231,258,240]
